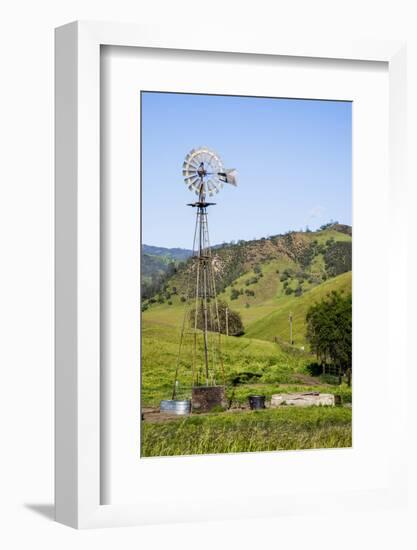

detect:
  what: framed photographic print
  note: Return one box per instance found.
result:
[139,91,353,458]
[55,21,408,528]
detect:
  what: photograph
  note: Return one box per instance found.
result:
[140,91,352,457]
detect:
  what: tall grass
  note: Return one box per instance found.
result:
[142,407,352,457]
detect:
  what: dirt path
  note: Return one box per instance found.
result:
[142,405,249,423]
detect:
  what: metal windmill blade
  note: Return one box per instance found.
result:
[182,147,238,196]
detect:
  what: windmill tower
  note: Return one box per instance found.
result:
[166,147,237,413]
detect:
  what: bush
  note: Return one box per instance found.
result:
[189,300,244,336]
[230,288,240,300]
[306,362,323,376]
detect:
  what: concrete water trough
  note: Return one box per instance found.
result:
[271,392,335,408]
[191,386,227,412]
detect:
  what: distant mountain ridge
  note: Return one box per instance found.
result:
[142,244,192,261]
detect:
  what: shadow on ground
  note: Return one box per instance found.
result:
[25,503,55,521]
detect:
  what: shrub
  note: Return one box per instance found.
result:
[189,300,244,336]
[230,288,240,300]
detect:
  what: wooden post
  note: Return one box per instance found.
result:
[289,312,293,345]
[225,307,229,337]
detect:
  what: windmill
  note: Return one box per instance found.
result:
[162,147,237,414]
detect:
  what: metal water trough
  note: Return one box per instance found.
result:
[160,399,191,416]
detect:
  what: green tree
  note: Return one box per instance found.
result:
[306,291,352,384]
[324,241,352,277]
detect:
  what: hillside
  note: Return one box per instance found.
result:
[244,271,351,344]
[143,225,351,302]
[142,223,352,344]
[141,244,193,299]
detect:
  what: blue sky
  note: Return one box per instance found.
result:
[141,92,351,249]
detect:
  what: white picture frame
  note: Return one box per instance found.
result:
[55,21,407,529]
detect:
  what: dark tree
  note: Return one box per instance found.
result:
[306,291,352,384]
[324,241,352,277]
[190,300,244,336]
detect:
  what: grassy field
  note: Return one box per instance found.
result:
[141,227,352,456]
[142,320,311,405]
[142,406,352,457]
[141,319,352,406]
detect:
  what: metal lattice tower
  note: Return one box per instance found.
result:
[172,147,237,398]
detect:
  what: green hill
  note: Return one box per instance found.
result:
[245,271,352,345]
[142,224,352,339]
[142,244,192,261]
[143,224,351,306]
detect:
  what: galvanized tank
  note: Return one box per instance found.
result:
[160,399,191,415]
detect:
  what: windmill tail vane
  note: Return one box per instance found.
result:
[218,169,238,186]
